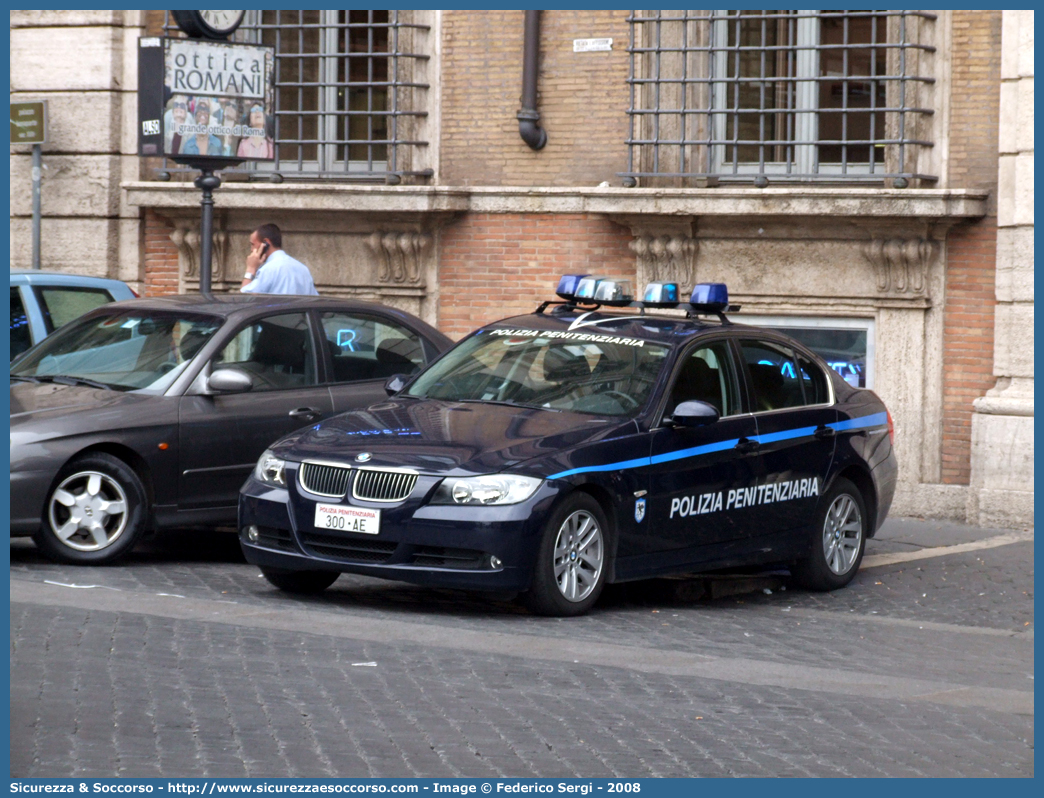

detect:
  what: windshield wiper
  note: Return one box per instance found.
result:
[10,374,41,383]
[453,398,522,409]
[36,374,116,391]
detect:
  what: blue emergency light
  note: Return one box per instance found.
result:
[642,281,679,305]
[555,273,590,300]
[689,283,729,312]
[574,275,609,301]
[593,279,634,306]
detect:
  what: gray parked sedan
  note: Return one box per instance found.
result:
[10,294,452,564]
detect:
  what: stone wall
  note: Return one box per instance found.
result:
[9,11,144,289]
[967,10,1035,528]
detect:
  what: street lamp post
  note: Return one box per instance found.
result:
[193,166,222,296]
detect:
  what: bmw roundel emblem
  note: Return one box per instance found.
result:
[634,498,646,523]
[355,452,372,463]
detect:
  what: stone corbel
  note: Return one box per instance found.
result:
[861,237,939,296]
[169,217,229,281]
[365,231,432,285]
[629,234,699,288]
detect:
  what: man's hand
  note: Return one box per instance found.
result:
[242,241,271,287]
[246,242,270,274]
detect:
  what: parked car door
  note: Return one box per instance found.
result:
[316,310,431,413]
[736,338,838,534]
[178,311,334,509]
[642,338,762,562]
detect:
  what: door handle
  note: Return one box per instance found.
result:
[814,426,837,440]
[289,407,321,419]
[734,438,760,454]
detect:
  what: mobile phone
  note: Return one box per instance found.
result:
[260,242,270,255]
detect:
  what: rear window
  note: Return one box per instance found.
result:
[35,286,115,333]
[739,340,806,412]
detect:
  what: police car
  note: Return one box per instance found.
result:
[239,276,897,616]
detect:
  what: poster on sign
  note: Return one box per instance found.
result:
[138,36,275,163]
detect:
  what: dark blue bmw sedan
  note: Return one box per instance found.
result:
[239,277,897,616]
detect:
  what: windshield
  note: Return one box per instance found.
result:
[406,329,670,416]
[11,309,222,392]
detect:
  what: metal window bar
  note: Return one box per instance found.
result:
[160,10,430,181]
[624,9,936,185]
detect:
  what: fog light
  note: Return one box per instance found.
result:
[489,555,502,569]
[246,525,260,543]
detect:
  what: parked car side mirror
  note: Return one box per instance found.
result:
[208,368,253,394]
[669,400,720,428]
[384,373,408,396]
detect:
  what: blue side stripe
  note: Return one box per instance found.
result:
[547,455,653,481]
[649,437,738,466]
[546,411,888,481]
[753,425,818,445]
[829,412,888,432]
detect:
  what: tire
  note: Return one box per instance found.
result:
[260,567,339,594]
[792,477,867,591]
[33,453,148,565]
[522,492,610,617]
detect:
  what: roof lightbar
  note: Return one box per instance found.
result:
[538,275,739,321]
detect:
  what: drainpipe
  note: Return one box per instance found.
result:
[517,9,548,150]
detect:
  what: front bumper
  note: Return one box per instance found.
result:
[238,472,560,593]
[9,468,53,535]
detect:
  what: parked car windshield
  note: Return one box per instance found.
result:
[406,328,669,416]
[11,309,222,393]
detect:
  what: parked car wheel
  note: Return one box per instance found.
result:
[523,493,609,617]
[793,477,867,590]
[33,453,148,565]
[260,567,340,594]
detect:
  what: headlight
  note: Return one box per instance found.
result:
[254,449,287,486]
[431,474,543,506]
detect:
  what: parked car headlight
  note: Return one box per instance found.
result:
[254,449,287,486]
[432,474,542,506]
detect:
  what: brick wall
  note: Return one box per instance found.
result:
[947,10,1003,212]
[941,219,998,483]
[143,210,180,297]
[437,214,634,339]
[440,10,631,187]
[939,10,1003,484]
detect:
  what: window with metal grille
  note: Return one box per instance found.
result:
[625,10,937,185]
[162,10,431,180]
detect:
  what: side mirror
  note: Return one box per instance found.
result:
[669,400,720,428]
[384,373,408,396]
[208,368,253,393]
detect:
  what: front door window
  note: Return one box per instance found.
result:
[215,312,317,391]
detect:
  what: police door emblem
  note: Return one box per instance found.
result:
[634,498,647,523]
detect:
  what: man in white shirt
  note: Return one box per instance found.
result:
[240,223,319,295]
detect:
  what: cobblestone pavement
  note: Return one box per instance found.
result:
[9,518,1034,778]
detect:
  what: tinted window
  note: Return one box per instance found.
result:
[665,341,738,418]
[408,330,669,417]
[35,286,115,333]
[796,352,831,404]
[215,313,317,391]
[739,340,805,411]
[319,312,424,383]
[10,288,32,360]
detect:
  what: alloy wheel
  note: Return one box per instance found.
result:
[47,470,129,552]
[552,509,604,602]
[821,494,863,575]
